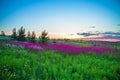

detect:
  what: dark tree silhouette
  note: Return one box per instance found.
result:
[1,31,5,36]
[27,31,31,41]
[11,28,17,40]
[17,26,26,41]
[40,30,49,43]
[30,31,36,42]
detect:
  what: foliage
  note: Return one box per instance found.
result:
[60,40,91,46]
[0,43,120,80]
[30,31,36,42]
[39,30,49,43]
[9,41,119,54]
[17,26,26,41]
[11,28,17,40]
[0,36,11,41]
[26,31,36,42]
[0,31,5,36]
[52,39,56,43]
[27,31,31,41]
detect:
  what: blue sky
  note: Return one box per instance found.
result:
[0,0,120,35]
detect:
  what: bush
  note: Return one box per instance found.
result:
[52,39,56,43]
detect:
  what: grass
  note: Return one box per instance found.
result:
[0,43,120,80]
[114,42,120,50]
[0,36,11,41]
[59,40,91,46]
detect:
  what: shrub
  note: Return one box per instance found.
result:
[52,39,56,43]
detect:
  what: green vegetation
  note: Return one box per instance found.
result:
[0,43,120,80]
[11,28,17,40]
[39,30,49,43]
[0,31,5,36]
[30,31,36,42]
[60,40,91,46]
[27,31,31,41]
[113,42,120,50]
[26,31,36,42]
[17,26,26,41]
[0,32,120,80]
[10,27,49,43]
[0,36,11,41]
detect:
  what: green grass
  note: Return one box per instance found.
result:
[0,45,120,80]
[60,40,91,46]
[0,36,11,41]
[115,43,120,50]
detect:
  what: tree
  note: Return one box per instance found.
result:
[40,30,49,43]
[11,28,17,40]
[27,31,31,41]
[30,31,36,42]
[17,26,26,41]
[1,31,5,36]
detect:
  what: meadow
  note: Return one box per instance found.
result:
[0,38,120,80]
[1,0,120,79]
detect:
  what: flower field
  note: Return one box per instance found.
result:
[0,40,120,80]
[9,41,119,54]
[1,0,120,79]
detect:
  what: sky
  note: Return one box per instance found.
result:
[0,0,120,36]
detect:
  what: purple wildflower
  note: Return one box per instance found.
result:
[9,41,119,54]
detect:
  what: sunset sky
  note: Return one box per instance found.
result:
[0,0,120,37]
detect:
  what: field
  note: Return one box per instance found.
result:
[0,38,120,80]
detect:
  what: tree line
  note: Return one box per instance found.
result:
[0,26,49,43]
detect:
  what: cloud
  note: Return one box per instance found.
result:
[117,24,120,26]
[102,35,120,39]
[103,32,120,35]
[77,32,98,37]
[76,31,120,37]
[89,26,96,28]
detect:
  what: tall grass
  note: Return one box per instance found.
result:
[0,44,120,80]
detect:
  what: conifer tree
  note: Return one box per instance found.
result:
[27,31,31,41]
[30,31,36,42]
[11,28,17,40]
[40,30,49,43]
[17,26,26,41]
[1,31,5,36]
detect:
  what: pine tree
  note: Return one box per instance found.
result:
[1,31,5,36]
[40,30,49,43]
[27,31,31,41]
[17,26,26,41]
[11,28,17,40]
[30,31,36,42]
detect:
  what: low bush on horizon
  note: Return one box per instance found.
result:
[0,41,120,80]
